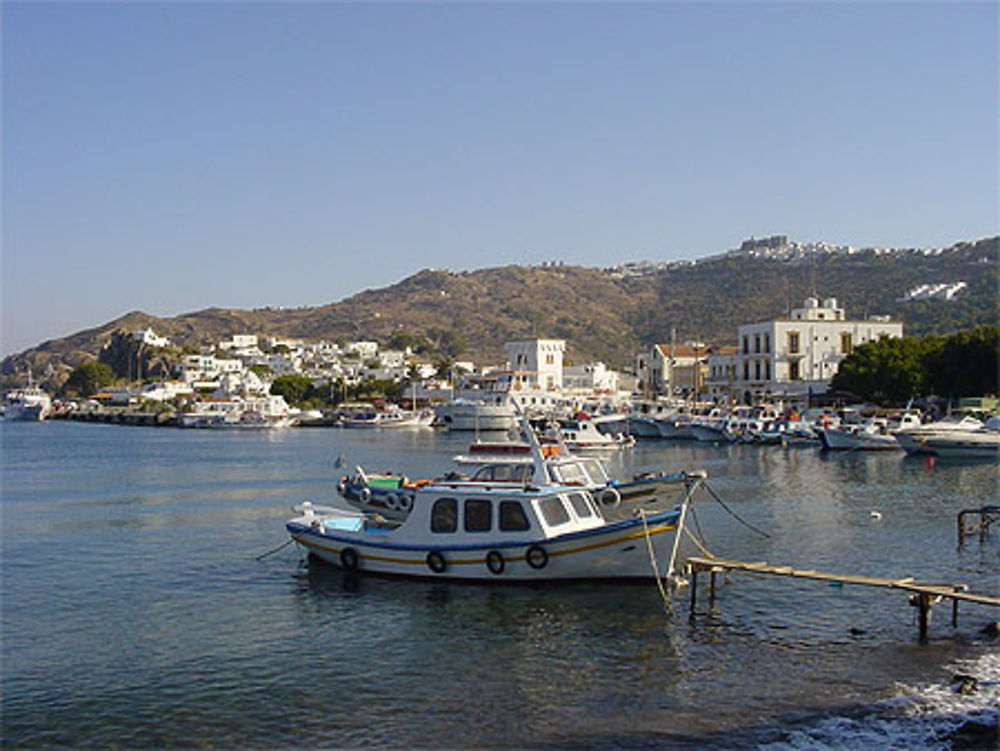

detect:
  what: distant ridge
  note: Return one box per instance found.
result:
[4,235,996,391]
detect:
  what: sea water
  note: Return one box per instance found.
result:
[2,421,997,748]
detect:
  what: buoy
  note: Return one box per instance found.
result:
[870,511,883,520]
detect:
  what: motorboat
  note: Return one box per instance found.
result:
[550,416,635,452]
[288,469,705,582]
[919,429,999,459]
[893,415,985,455]
[819,413,921,451]
[914,417,1000,459]
[4,383,52,421]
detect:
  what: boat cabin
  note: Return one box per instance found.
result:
[390,485,607,542]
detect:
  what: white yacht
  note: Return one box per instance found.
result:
[433,398,518,431]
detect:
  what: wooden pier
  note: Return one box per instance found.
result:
[686,555,1000,641]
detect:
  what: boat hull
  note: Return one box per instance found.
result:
[287,510,683,582]
[820,427,900,451]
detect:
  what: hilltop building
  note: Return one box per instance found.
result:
[734,297,902,403]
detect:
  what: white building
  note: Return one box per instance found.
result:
[705,346,738,402]
[504,339,565,391]
[636,343,707,397]
[735,297,903,402]
[133,328,170,348]
[563,362,619,393]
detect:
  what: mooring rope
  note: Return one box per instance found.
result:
[638,510,673,614]
[255,538,294,561]
[703,482,771,538]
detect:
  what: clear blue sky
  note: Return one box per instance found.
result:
[3,1,997,356]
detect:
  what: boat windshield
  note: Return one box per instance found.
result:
[548,459,605,486]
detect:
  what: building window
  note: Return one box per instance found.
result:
[765,361,771,380]
[464,499,491,533]
[764,333,771,353]
[841,333,853,355]
[754,361,761,380]
[788,331,800,354]
[742,336,749,354]
[743,362,750,380]
[789,361,799,380]
[754,335,761,354]
[431,498,458,533]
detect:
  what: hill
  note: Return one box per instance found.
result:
[4,235,996,392]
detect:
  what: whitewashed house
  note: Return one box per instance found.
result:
[563,362,619,393]
[735,297,903,402]
[133,328,171,348]
[636,343,707,397]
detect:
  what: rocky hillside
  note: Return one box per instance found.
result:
[4,236,996,392]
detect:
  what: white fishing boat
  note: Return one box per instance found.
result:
[288,468,704,582]
[893,414,985,455]
[4,383,52,421]
[433,398,518,431]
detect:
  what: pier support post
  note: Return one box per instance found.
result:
[709,569,717,606]
[918,593,930,642]
[689,569,698,615]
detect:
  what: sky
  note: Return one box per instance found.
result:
[2,1,997,356]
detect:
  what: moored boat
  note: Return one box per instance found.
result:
[893,414,985,455]
[3,385,52,421]
[288,469,704,582]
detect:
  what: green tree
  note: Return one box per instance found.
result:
[831,336,931,405]
[64,361,114,397]
[269,374,314,406]
[926,325,999,398]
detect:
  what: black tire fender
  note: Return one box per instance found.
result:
[340,547,360,571]
[525,544,548,570]
[426,551,447,574]
[486,550,505,575]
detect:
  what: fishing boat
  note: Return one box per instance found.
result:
[287,468,704,582]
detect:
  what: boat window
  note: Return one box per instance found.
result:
[499,501,531,531]
[580,459,607,482]
[552,462,588,486]
[566,492,595,519]
[431,498,458,533]
[464,499,492,533]
[538,496,571,527]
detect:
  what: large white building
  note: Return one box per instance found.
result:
[735,297,903,402]
[504,339,565,391]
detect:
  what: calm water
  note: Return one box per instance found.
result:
[2,421,998,749]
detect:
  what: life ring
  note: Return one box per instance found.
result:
[397,494,414,513]
[486,550,505,575]
[360,487,372,503]
[340,547,360,571]
[525,544,548,570]
[426,551,447,574]
[599,487,621,509]
[385,493,399,510]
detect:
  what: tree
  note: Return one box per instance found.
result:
[926,325,999,398]
[64,361,114,397]
[269,374,314,406]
